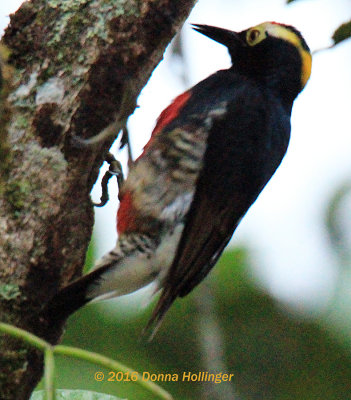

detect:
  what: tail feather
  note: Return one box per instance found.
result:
[40,265,110,325]
[142,287,177,341]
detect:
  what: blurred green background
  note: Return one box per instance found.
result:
[37,185,351,400]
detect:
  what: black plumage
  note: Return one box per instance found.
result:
[148,22,311,330]
[43,22,311,337]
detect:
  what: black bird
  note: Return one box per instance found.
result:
[43,22,312,335]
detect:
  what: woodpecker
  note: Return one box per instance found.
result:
[44,22,312,334]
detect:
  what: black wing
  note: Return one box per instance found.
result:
[146,80,290,335]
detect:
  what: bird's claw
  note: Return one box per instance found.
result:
[94,152,124,207]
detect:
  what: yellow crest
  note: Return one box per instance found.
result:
[245,22,312,89]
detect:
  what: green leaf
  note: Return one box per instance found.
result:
[332,21,351,45]
[31,389,124,400]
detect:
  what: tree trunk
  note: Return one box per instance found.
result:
[0,0,197,398]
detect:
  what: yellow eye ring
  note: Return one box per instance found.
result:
[246,27,266,46]
[248,29,260,43]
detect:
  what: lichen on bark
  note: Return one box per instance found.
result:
[0,0,197,398]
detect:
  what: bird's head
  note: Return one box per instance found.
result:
[193,22,312,103]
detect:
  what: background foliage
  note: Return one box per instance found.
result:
[36,243,351,400]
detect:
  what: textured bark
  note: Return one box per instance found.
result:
[0,0,197,398]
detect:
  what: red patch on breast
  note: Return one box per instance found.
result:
[117,92,192,233]
[117,191,137,234]
[139,91,192,157]
[153,90,191,135]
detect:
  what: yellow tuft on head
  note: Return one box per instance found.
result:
[246,22,312,89]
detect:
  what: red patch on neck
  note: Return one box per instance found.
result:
[139,91,191,158]
[153,90,191,135]
[117,92,192,233]
[117,191,137,234]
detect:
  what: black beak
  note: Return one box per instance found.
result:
[192,24,246,49]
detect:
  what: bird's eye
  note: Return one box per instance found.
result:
[247,29,261,44]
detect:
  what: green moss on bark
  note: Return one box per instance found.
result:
[0,0,197,398]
